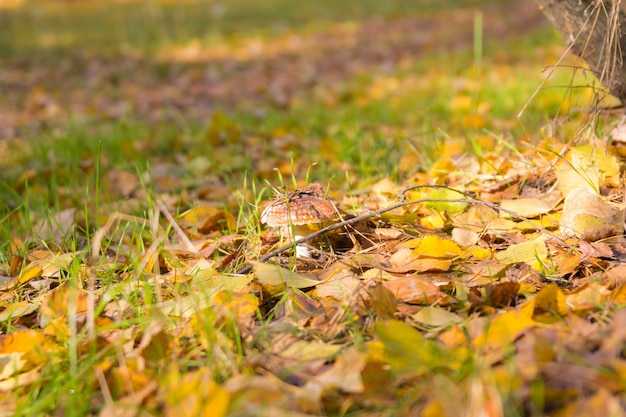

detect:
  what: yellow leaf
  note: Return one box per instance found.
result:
[251,261,322,288]
[494,235,548,270]
[533,283,568,318]
[412,235,465,258]
[472,310,535,352]
[420,213,445,230]
[0,300,40,322]
[425,188,468,214]
[377,320,464,378]
[181,205,220,224]
[213,291,259,320]
[462,114,486,129]
[469,246,492,260]
[0,330,62,368]
[162,367,229,417]
[412,307,462,327]
[430,158,457,183]
[39,283,90,330]
[17,263,42,285]
[555,145,620,196]
[279,340,343,361]
[156,274,252,317]
[500,198,553,218]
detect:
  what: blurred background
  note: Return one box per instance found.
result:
[0,0,591,228]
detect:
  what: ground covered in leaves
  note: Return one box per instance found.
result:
[3,1,626,416]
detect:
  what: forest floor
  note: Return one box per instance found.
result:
[2,1,626,416]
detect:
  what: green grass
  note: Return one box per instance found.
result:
[0,0,509,57]
[0,25,599,246]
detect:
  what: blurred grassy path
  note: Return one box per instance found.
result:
[0,0,547,139]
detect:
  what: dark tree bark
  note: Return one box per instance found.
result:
[536,0,626,104]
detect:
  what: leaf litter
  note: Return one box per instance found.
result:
[3,3,626,417]
[4,131,626,416]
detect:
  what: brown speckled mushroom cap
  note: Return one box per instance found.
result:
[261,183,337,228]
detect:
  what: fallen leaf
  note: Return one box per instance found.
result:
[384,276,443,304]
[376,320,464,378]
[560,188,623,239]
[303,346,366,396]
[412,306,462,327]
[472,310,535,352]
[279,340,342,362]
[499,198,553,218]
[160,367,229,417]
[31,208,76,241]
[494,235,548,270]
[252,261,322,289]
[533,283,568,319]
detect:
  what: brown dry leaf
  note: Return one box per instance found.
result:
[485,282,520,308]
[199,211,237,234]
[564,282,610,312]
[579,240,614,258]
[383,276,443,304]
[552,389,622,417]
[560,188,623,239]
[368,282,397,320]
[105,170,140,197]
[303,346,366,397]
[314,272,361,301]
[451,227,480,247]
[31,208,76,241]
[224,374,322,415]
[39,283,90,328]
[0,367,41,393]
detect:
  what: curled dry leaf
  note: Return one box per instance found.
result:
[559,188,623,240]
[383,275,443,304]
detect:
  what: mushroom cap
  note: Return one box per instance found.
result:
[261,184,337,228]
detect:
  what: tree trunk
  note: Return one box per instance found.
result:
[536,0,626,104]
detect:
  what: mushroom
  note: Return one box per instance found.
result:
[261,183,338,257]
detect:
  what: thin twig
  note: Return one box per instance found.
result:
[235,185,573,275]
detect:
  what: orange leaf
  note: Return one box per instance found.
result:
[384,276,442,304]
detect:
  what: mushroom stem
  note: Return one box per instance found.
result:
[290,225,314,258]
